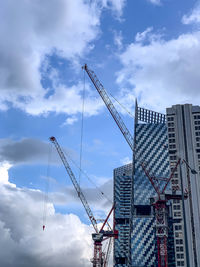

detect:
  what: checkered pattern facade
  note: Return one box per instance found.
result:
[131,217,156,266]
[132,123,172,267]
[134,123,170,205]
[113,113,177,266]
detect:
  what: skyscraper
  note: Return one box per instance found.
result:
[114,104,176,267]
[131,105,176,267]
[166,104,200,267]
[114,163,132,266]
[114,103,200,267]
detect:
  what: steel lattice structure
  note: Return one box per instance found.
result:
[141,159,188,267]
[50,136,118,267]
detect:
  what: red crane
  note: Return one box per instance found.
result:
[83,64,189,267]
[141,159,188,267]
[50,136,118,267]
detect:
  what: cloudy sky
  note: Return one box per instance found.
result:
[1,0,200,266]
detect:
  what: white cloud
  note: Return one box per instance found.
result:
[120,156,132,165]
[101,0,126,17]
[0,162,12,185]
[0,0,109,117]
[113,30,123,50]
[135,27,153,43]
[0,163,93,267]
[64,116,78,125]
[182,4,200,25]
[0,162,115,266]
[117,30,200,112]
[148,0,161,6]
[17,82,104,116]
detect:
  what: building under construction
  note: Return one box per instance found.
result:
[82,65,200,267]
[114,103,200,267]
[50,65,200,267]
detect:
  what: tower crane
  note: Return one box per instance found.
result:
[141,159,188,267]
[82,64,134,151]
[50,136,118,267]
[83,64,189,267]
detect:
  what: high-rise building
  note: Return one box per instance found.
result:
[166,104,200,267]
[114,103,200,267]
[131,105,176,267]
[114,163,132,266]
[114,104,176,267]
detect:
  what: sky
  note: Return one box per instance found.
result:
[1,0,200,266]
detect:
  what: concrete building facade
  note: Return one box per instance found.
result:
[166,104,200,267]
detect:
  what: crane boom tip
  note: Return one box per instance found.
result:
[49,136,56,142]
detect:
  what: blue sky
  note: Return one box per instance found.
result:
[1,0,200,266]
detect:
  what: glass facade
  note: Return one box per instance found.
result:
[132,122,172,267]
[114,163,132,267]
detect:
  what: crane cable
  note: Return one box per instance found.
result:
[109,93,134,119]
[63,147,113,205]
[79,69,86,189]
[78,69,112,203]
[42,143,52,231]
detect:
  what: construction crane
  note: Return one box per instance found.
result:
[141,159,188,267]
[50,136,118,267]
[82,64,134,151]
[83,64,190,267]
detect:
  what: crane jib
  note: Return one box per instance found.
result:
[49,136,99,234]
[83,64,134,151]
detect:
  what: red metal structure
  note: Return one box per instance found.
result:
[50,136,118,267]
[83,64,190,266]
[141,159,188,267]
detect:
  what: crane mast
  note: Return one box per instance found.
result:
[83,64,134,151]
[141,159,188,267]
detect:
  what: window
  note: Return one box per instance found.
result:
[169,133,175,138]
[168,122,174,127]
[176,239,183,244]
[169,138,176,143]
[172,179,179,185]
[194,115,200,119]
[174,212,181,217]
[173,199,180,203]
[177,254,184,259]
[169,144,176,149]
[168,128,175,132]
[194,120,200,125]
[177,261,184,266]
[170,155,177,160]
[175,225,182,231]
[195,126,200,130]
[175,232,183,238]
[174,205,181,210]
[196,132,200,136]
[169,150,176,154]
[168,117,174,121]
[176,246,184,252]
[197,143,200,147]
